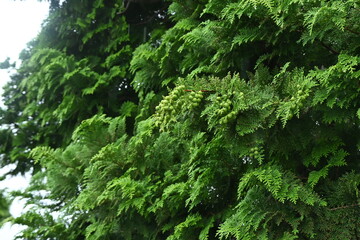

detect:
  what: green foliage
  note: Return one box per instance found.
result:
[0,191,10,226]
[1,0,360,239]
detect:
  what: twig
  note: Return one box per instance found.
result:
[318,41,340,55]
[184,90,216,92]
[329,203,360,211]
[344,26,360,36]
[118,0,132,15]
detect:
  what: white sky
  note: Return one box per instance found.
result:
[0,0,49,239]
[0,0,49,97]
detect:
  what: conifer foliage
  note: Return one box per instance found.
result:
[0,0,360,239]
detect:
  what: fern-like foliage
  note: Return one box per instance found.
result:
[2,0,360,239]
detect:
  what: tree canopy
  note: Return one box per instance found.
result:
[0,0,359,239]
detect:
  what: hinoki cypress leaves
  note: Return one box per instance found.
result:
[0,0,359,239]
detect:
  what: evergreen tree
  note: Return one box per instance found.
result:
[0,0,359,239]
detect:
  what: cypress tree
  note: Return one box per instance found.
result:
[0,0,359,239]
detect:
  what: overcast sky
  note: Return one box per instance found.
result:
[0,0,49,239]
[0,0,49,96]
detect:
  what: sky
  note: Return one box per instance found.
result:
[0,0,49,239]
[0,0,49,98]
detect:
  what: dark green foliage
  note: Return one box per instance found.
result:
[1,0,360,239]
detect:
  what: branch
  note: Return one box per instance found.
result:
[318,41,340,55]
[118,0,132,15]
[329,203,360,211]
[344,26,360,36]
